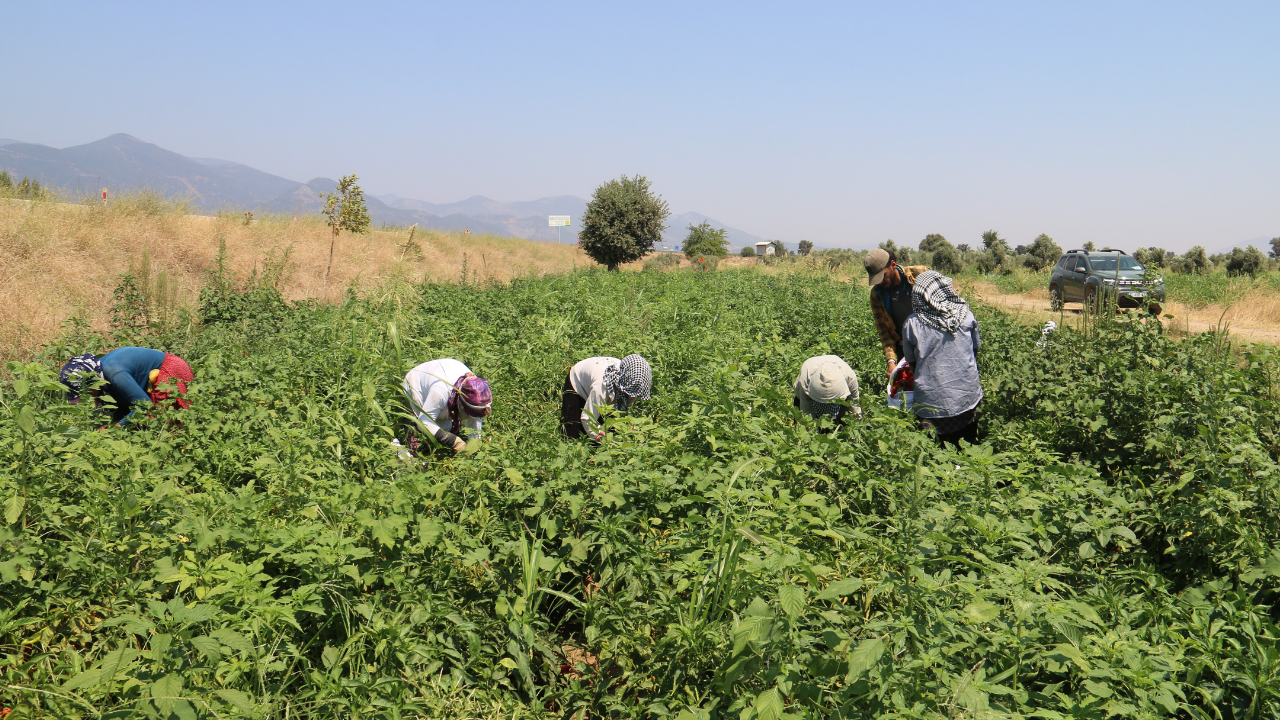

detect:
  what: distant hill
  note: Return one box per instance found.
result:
[0,133,766,244]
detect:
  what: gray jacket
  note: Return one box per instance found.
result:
[902,310,982,418]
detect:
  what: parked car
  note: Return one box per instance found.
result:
[1048,250,1165,311]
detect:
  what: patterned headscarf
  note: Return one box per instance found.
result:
[60,354,103,402]
[911,270,970,333]
[603,354,652,411]
[447,374,492,435]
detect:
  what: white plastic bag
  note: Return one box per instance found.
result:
[886,358,913,411]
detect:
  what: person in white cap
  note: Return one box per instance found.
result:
[793,355,861,430]
[864,248,931,380]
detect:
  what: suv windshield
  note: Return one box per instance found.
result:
[1089,255,1144,272]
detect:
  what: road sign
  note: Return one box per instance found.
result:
[548,215,571,227]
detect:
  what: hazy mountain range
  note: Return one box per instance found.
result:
[0,133,764,246]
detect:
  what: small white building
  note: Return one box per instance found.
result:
[755,241,775,256]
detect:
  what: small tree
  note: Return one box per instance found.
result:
[1269,237,1280,259]
[879,239,910,264]
[980,231,1008,271]
[579,175,669,271]
[320,174,371,292]
[1022,233,1063,271]
[918,233,947,253]
[1173,245,1211,274]
[1133,247,1167,268]
[798,240,814,255]
[682,221,728,260]
[1082,241,1097,252]
[956,243,972,254]
[740,246,756,257]
[0,170,11,189]
[931,240,963,275]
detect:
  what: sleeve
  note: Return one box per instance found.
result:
[869,288,900,363]
[846,368,862,417]
[794,379,812,415]
[411,385,446,436]
[902,320,919,366]
[971,317,982,352]
[104,368,153,425]
[581,387,606,437]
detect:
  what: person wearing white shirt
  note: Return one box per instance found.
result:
[793,355,862,431]
[561,354,652,441]
[402,358,492,453]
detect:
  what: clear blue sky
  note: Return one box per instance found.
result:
[3,1,1277,251]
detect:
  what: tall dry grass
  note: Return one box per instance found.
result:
[0,196,587,363]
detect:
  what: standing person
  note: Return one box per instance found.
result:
[793,355,861,430]
[902,271,983,448]
[401,358,492,454]
[561,354,652,441]
[59,347,194,426]
[864,249,931,379]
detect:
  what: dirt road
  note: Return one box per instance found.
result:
[971,288,1280,345]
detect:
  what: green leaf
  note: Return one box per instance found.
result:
[963,602,1000,624]
[846,637,886,682]
[215,688,255,713]
[1045,643,1091,672]
[817,578,863,600]
[150,673,184,714]
[779,585,807,618]
[211,628,254,653]
[62,648,137,690]
[753,688,785,720]
[190,635,222,661]
[4,495,23,525]
[16,406,35,435]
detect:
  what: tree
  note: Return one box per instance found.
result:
[1270,237,1280,259]
[798,240,814,255]
[320,174,371,292]
[1133,247,1167,268]
[980,230,1009,270]
[682,221,728,260]
[770,240,788,256]
[919,234,947,253]
[1224,245,1267,277]
[740,246,756,257]
[1082,241,1096,252]
[930,239,963,275]
[1022,233,1063,271]
[0,170,10,189]
[1172,245,1211,274]
[956,243,972,254]
[880,239,911,264]
[579,175,669,271]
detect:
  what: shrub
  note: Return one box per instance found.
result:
[1021,233,1062,271]
[797,240,813,255]
[643,252,682,272]
[918,233,948,253]
[682,221,728,260]
[740,246,756,257]
[930,241,963,275]
[1133,246,1168,268]
[579,174,670,271]
[1171,245,1212,274]
[1224,245,1267,277]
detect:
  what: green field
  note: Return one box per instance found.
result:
[3,268,1280,718]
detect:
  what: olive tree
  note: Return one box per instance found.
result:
[1022,233,1063,271]
[579,175,669,271]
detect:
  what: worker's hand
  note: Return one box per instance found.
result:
[452,437,467,453]
[886,359,896,378]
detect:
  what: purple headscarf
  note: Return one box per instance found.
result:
[448,374,492,435]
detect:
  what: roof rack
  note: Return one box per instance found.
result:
[1066,248,1128,255]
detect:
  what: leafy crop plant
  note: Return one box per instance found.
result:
[2,268,1280,718]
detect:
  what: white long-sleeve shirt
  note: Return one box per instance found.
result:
[402,358,483,439]
[569,356,621,437]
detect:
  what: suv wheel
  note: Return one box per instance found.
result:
[1049,284,1064,311]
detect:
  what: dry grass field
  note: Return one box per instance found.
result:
[0,196,586,363]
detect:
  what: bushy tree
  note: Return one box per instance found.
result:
[1224,245,1267,277]
[798,240,814,255]
[1269,237,1280,259]
[320,174,371,291]
[1022,233,1063,271]
[919,234,948,253]
[1082,241,1097,252]
[1133,247,1167,268]
[682,221,728,260]
[740,246,756,257]
[1171,245,1211,274]
[1015,245,1029,256]
[0,170,11,189]
[956,243,972,254]
[579,175,669,271]
[978,231,1009,273]
[770,240,788,256]
[930,240,963,275]
[879,239,911,264]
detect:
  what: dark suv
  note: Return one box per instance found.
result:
[1048,250,1165,310]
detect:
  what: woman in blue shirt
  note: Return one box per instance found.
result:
[60,347,194,425]
[901,271,983,448]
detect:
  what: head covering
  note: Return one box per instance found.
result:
[149,353,194,410]
[864,248,892,286]
[448,374,492,435]
[798,356,853,418]
[60,354,103,403]
[603,354,652,411]
[911,270,970,333]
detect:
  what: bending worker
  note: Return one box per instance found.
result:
[902,271,983,448]
[561,354,652,441]
[794,355,861,430]
[60,347,194,425]
[402,358,492,453]
[864,248,931,378]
